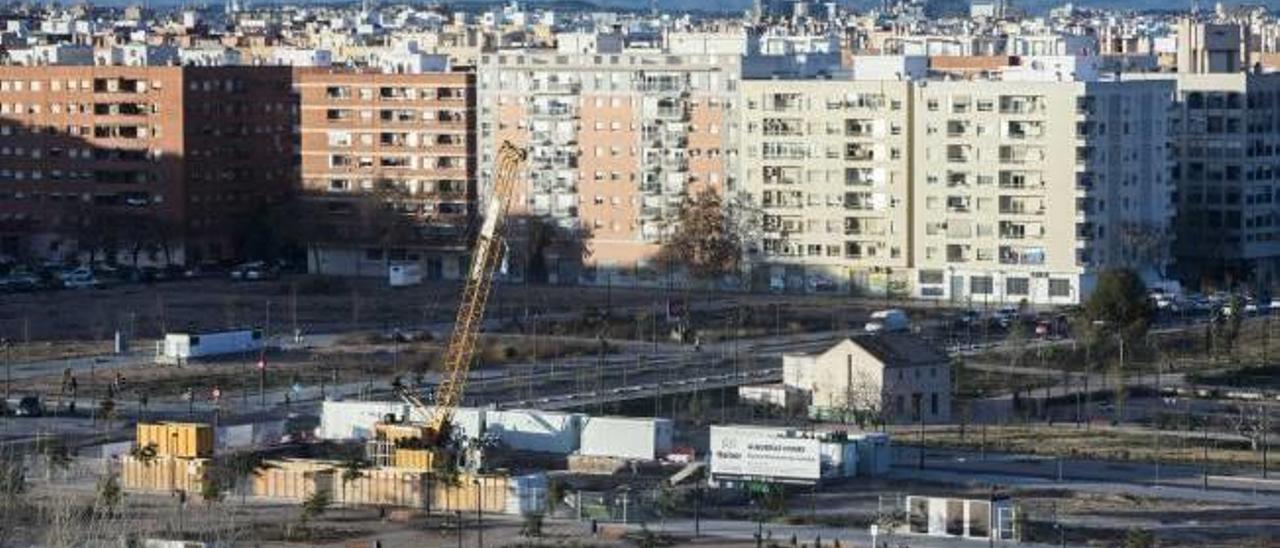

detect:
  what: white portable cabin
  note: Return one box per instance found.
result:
[389,263,423,287]
[156,329,263,364]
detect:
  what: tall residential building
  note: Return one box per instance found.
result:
[477,47,741,285]
[912,74,1175,305]
[1164,71,1280,289]
[293,68,475,278]
[0,66,296,263]
[740,57,1177,304]
[740,79,913,294]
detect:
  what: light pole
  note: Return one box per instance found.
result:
[474,478,484,548]
[1,338,10,403]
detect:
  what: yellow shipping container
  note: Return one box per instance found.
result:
[252,460,335,501]
[431,473,508,514]
[166,422,214,458]
[120,455,208,493]
[373,423,428,446]
[333,467,428,507]
[392,448,435,470]
[135,422,215,458]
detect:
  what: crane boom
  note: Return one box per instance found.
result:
[407,141,526,437]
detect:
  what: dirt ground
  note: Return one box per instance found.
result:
[888,423,1268,468]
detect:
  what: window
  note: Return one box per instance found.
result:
[1006,277,1029,296]
[918,270,944,284]
[930,393,939,416]
[970,276,993,295]
[1049,279,1071,297]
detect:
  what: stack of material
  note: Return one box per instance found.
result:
[122,422,215,492]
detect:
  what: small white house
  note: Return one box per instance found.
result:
[156,329,262,364]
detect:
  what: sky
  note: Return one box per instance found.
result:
[62,0,1280,14]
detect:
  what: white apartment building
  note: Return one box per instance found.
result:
[742,57,1177,304]
[476,44,741,285]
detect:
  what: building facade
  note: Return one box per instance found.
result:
[0,65,296,263]
[1166,72,1280,290]
[740,62,1177,304]
[740,78,913,294]
[293,68,475,278]
[783,335,953,425]
[912,76,1176,305]
[477,48,741,285]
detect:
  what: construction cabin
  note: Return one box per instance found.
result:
[156,329,263,364]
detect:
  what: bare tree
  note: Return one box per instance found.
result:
[658,188,743,283]
[839,367,889,428]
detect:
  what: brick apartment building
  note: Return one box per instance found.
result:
[292,68,476,278]
[0,65,296,264]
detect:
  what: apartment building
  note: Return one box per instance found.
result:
[1163,71,1280,289]
[740,79,913,294]
[293,68,475,278]
[0,66,296,263]
[913,75,1176,305]
[740,58,1177,304]
[477,47,741,285]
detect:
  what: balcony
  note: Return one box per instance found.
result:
[655,106,689,121]
[531,104,576,119]
[999,246,1046,266]
[999,197,1042,216]
[845,144,876,162]
[531,81,581,94]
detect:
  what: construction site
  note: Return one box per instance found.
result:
[1,143,1278,548]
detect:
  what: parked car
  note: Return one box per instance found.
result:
[60,267,103,289]
[992,306,1022,329]
[16,395,42,417]
[806,275,838,293]
[229,261,279,281]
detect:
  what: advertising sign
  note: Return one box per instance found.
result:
[710,427,821,482]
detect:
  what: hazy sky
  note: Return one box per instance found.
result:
[81,0,1280,13]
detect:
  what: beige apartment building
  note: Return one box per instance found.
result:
[477,47,741,285]
[913,77,1175,305]
[293,68,474,278]
[742,60,1177,304]
[740,79,914,294]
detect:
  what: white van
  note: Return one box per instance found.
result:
[864,309,909,333]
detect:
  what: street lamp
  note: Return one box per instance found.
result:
[474,478,484,548]
[1,338,10,403]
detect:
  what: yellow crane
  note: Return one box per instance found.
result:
[397,141,526,447]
